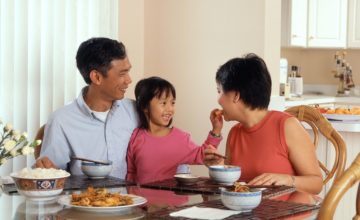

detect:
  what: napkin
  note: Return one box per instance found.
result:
[170,206,241,220]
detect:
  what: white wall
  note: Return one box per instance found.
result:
[119,0,281,176]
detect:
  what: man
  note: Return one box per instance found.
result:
[34,37,139,179]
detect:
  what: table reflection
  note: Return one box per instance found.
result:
[0,185,319,219]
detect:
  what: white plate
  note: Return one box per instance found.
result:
[323,114,360,121]
[57,194,147,212]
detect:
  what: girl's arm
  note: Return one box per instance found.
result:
[126,133,137,183]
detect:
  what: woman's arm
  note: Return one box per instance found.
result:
[284,117,323,194]
[248,117,323,194]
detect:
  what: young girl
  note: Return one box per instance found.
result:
[126,76,223,184]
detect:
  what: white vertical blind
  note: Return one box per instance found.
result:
[0,0,119,176]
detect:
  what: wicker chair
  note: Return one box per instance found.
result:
[285,105,346,184]
[317,153,360,220]
[34,124,45,159]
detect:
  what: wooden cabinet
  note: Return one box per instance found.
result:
[282,0,348,48]
[348,0,360,47]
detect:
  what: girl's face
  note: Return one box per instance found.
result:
[217,83,238,121]
[147,92,175,129]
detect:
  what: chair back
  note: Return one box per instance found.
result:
[317,153,360,220]
[285,105,346,184]
[34,125,45,159]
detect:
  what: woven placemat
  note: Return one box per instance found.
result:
[146,198,320,220]
[141,177,295,199]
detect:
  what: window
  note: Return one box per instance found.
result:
[0,0,118,175]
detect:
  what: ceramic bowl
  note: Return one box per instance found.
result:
[174,174,199,185]
[220,187,262,212]
[208,165,241,185]
[81,160,112,179]
[10,170,70,201]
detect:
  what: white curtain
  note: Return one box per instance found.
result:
[0,0,119,176]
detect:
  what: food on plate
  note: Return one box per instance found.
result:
[71,187,133,207]
[231,182,250,192]
[316,106,360,115]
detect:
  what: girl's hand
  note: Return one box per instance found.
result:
[210,109,223,136]
[248,173,294,186]
[203,145,225,166]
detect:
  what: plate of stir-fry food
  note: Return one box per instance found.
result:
[57,187,147,212]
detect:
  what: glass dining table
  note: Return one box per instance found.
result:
[0,175,321,220]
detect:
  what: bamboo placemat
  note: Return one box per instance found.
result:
[146,198,320,220]
[141,177,295,199]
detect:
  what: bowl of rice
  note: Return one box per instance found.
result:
[10,168,70,201]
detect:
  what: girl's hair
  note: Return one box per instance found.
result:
[134,76,176,129]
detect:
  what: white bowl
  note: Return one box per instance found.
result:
[220,187,262,212]
[208,165,241,185]
[10,172,70,201]
[174,174,199,185]
[81,161,112,179]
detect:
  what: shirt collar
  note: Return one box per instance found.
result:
[76,86,119,119]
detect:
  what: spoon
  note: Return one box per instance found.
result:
[71,157,111,165]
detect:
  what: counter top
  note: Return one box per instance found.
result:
[285,95,360,107]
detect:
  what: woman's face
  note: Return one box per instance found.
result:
[147,92,175,129]
[217,83,237,121]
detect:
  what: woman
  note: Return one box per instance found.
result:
[205,54,323,194]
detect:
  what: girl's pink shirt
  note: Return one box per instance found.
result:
[126,127,222,184]
[227,111,295,182]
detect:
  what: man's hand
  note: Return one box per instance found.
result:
[33,156,58,169]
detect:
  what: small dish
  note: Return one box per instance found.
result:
[81,160,113,179]
[174,174,199,185]
[208,165,241,185]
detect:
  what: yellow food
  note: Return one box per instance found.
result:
[325,107,360,115]
[232,182,250,192]
[71,187,133,207]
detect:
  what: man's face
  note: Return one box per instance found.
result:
[98,57,132,101]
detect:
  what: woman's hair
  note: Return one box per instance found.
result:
[134,76,176,129]
[215,53,272,110]
[76,37,127,84]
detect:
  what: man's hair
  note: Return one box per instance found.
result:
[216,53,272,110]
[76,37,127,84]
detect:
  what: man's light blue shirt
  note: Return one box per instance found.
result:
[40,87,139,179]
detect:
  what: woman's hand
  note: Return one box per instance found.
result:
[210,109,223,136]
[203,145,225,166]
[248,173,294,186]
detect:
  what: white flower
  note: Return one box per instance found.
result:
[12,130,20,136]
[0,158,6,165]
[35,140,42,146]
[21,145,32,155]
[0,120,42,166]
[4,140,16,151]
[0,118,3,125]
[21,132,28,138]
[10,149,17,157]
[13,133,22,141]
[4,123,13,132]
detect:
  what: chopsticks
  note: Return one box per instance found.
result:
[207,152,227,159]
[71,157,110,165]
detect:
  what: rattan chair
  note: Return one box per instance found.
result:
[34,124,45,159]
[317,153,360,220]
[285,105,346,184]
